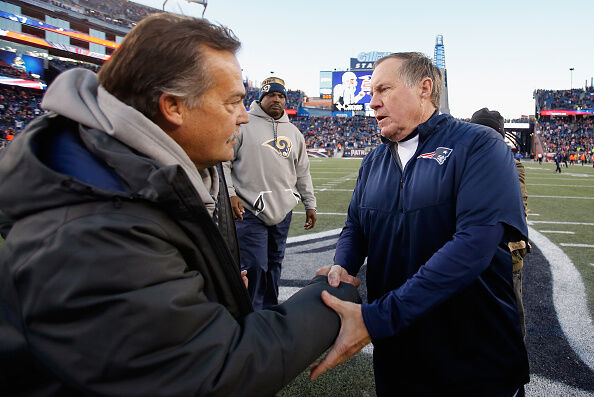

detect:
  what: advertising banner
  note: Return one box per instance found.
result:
[342,148,368,158]
[540,109,594,116]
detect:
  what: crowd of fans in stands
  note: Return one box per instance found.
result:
[537,117,593,159]
[291,115,379,155]
[43,0,159,27]
[0,85,44,148]
[49,58,100,73]
[2,64,592,162]
[535,87,594,111]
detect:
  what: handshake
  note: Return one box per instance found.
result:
[308,265,371,381]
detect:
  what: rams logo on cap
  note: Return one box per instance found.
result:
[262,136,292,158]
[262,77,285,87]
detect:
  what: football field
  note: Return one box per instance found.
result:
[280,157,594,396]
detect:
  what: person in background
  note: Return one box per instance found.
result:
[223,77,317,310]
[471,107,529,337]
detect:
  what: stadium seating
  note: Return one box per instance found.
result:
[0,85,44,147]
[535,87,594,111]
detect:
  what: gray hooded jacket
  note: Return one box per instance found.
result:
[0,69,359,396]
[222,101,315,226]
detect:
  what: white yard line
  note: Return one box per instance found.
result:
[559,243,594,248]
[314,188,354,192]
[527,184,594,188]
[530,195,594,199]
[527,227,594,370]
[539,231,576,234]
[529,221,594,226]
[293,211,347,216]
[286,228,342,243]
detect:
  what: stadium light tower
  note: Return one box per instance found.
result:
[569,67,574,90]
[433,34,450,114]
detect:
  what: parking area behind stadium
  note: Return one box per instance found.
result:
[280,157,594,396]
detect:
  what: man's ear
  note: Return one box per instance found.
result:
[419,77,433,100]
[158,93,184,127]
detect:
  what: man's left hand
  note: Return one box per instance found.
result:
[304,209,317,230]
[309,291,371,380]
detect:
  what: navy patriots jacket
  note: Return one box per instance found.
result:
[335,111,529,394]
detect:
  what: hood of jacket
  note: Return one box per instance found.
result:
[40,68,218,214]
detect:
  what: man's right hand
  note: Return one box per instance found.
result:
[316,265,360,288]
[230,196,245,220]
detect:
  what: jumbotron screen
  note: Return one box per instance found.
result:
[331,70,372,112]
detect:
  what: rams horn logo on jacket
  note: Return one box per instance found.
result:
[262,136,292,158]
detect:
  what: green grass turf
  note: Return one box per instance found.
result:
[291,159,594,318]
[522,162,594,317]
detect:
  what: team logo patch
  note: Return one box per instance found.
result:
[253,191,272,215]
[261,84,270,93]
[417,147,453,165]
[262,136,292,158]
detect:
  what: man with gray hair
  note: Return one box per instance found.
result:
[313,52,529,396]
[0,13,359,396]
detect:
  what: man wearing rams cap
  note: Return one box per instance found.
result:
[223,77,317,310]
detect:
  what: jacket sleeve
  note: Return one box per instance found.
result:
[294,129,316,209]
[334,164,368,275]
[14,212,360,397]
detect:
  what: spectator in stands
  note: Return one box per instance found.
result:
[535,87,594,111]
[0,85,44,146]
[292,115,380,153]
[312,52,529,396]
[537,117,593,157]
[470,107,529,338]
[0,13,359,396]
[223,76,317,310]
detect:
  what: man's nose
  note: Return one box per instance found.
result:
[369,94,380,110]
[238,106,249,124]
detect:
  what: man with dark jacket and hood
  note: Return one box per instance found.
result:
[0,13,359,396]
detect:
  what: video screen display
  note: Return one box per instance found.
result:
[0,50,45,80]
[331,70,372,112]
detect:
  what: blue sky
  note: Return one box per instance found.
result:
[132,0,594,119]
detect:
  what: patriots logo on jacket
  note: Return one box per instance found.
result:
[262,136,292,158]
[417,147,453,165]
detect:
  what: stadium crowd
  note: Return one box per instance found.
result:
[1,61,591,163]
[43,0,159,27]
[535,87,594,111]
[0,85,44,148]
[291,115,379,154]
[49,58,100,73]
[536,117,593,161]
